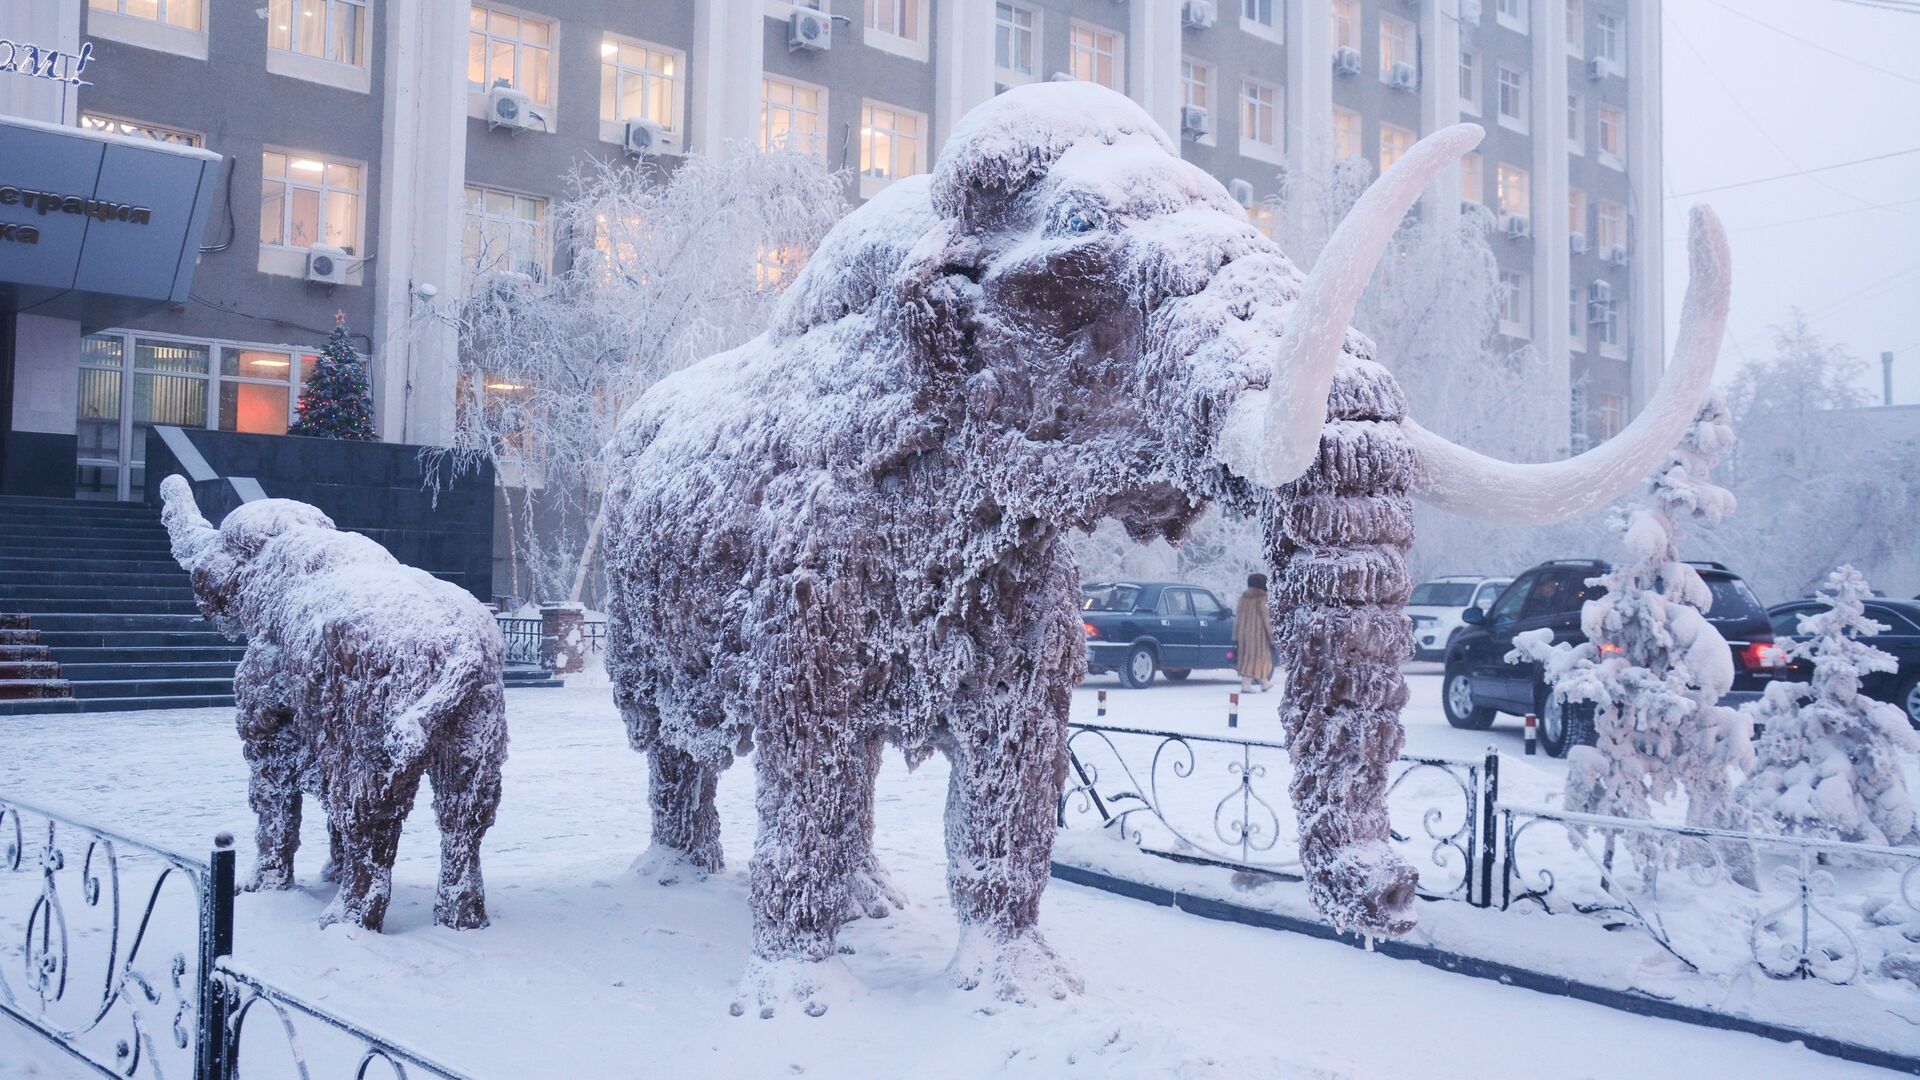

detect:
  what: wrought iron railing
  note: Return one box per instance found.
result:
[1060,722,1499,906]
[497,617,545,667]
[580,619,607,657]
[1498,801,1920,985]
[216,962,476,1079]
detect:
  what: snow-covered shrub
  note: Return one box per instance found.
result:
[1738,566,1919,846]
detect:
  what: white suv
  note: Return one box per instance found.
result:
[1408,576,1511,661]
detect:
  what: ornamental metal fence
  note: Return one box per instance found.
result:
[495,617,545,667]
[0,792,470,1080]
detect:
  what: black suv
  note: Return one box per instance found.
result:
[1441,559,1786,756]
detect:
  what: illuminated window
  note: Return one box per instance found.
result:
[756,245,808,290]
[1240,78,1281,157]
[1597,104,1625,167]
[219,348,305,436]
[1568,187,1587,241]
[1496,65,1527,130]
[1069,23,1122,89]
[267,0,366,67]
[1498,270,1529,338]
[89,0,200,30]
[1460,152,1484,205]
[761,75,827,159]
[1596,200,1625,252]
[1331,106,1361,161]
[860,101,926,189]
[1182,59,1214,142]
[600,36,682,133]
[996,2,1038,81]
[463,185,550,281]
[1594,394,1624,441]
[1458,49,1479,114]
[1379,14,1415,82]
[1332,1,1358,52]
[469,4,554,105]
[1379,122,1414,172]
[1496,163,1529,222]
[867,0,923,43]
[260,150,362,254]
[80,112,203,147]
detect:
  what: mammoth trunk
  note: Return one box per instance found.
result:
[1263,356,1421,938]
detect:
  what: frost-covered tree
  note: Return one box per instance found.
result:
[1515,396,1754,841]
[444,149,847,606]
[1738,566,1920,846]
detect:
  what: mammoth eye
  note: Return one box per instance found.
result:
[1058,206,1108,235]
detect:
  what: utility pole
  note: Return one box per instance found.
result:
[1884,351,1895,407]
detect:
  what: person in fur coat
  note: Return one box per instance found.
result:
[1234,573,1276,692]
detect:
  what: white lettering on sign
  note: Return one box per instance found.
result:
[0,40,94,87]
[0,187,151,225]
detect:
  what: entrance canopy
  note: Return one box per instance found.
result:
[0,115,220,331]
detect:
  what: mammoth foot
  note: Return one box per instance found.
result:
[243,863,296,893]
[1306,840,1419,939]
[728,955,860,1019]
[434,888,489,931]
[947,926,1083,1004]
[841,855,908,922]
[317,894,385,933]
[630,842,723,886]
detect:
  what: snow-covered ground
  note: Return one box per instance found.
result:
[0,672,1897,1079]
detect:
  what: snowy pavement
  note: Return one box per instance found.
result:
[0,674,1892,1079]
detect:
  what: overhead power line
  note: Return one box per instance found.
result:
[1708,1,1920,85]
[1826,0,1920,17]
[1666,147,1920,198]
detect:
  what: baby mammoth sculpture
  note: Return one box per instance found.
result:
[160,476,509,932]
[603,81,1730,1013]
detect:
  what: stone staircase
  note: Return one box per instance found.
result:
[0,495,557,716]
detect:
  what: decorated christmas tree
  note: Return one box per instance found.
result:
[289,312,379,440]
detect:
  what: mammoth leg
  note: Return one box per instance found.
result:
[320,811,344,885]
[1265,355,1421,938]
[638,743,724,883]
[235,648,302,892]
[842,733,905,922]
[426,684,507,930]
[321,747,430,933]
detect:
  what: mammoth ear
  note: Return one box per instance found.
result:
[894,221,986,394]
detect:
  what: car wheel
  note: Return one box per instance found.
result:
[1538,692,1596,758]
[1442,668,1496,730]
[1163,668,1192,681]
[1899,672,1920,731]
[1120,645,1158,689]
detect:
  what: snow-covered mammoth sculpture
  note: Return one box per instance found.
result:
[603,82,1730,1011]
[159,476,508,932]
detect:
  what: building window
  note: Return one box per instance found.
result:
[469,5,553,105]
[463,186,549,281]
[1458,49,1479,114]
[79,112,202,147]
[1595,13,1621,69]
[1597,104,1625,167]
[1242,0,1280,38]
[866,0,922,40]
[1069,23,1123,89]
[995,2,1038,82]
[1568,187,1587,243]
[1565,0,1583,56]
[1594,394,1624,441]
[1567,92,1584,153]
[1379,15,1415,83]
[1496,0,1528,34]
[1332,106,1361,161]
[1461,152,1484,205]
[267,0,366,67]
[1497,163,1529,224]
[1496,66,1527,131]
[1240,78,1282,160]
[1379,122,1414,173]
[1598,294,1623,350]
[89,0,200,30]
[260,150,362,255]
[1498,270,1529,337]
[220,347,309,436]
[761,75,827,158]
[1182,59,1215,142]
[860,101,926,193]
[1568,287,1585,350]
[1332,0,1358,53]
[1596,199,1626,253]
[600,36,682,138]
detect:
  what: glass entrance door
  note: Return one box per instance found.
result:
[76,334,211,502]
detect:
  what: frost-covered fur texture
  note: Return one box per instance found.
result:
[602,83,1342,1015]
[159,476,508,931]
[1256,354,1422,936]
[1739,567,1920,846]
[1514,398,1755,855]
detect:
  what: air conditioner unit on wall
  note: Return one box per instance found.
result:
[1569,232,1589,255]
[1181,105,1210,139]
[1588,57,1609,80]
[1183,0,1217,29]
[1334,47,1362,76]
[789,8,833,52]
[1587,279,1614,323]
[1389,61,1418,91]
[487,84,546,132]
[624,119,673,157]
[305,244,349,285]
[1503,215,1530,239]
[1227,178,1255,209]
[1602,245,1628,266]
[1460,0,1482,25]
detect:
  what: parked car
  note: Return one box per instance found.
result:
[1408,576,1512,661]
[1082,581,1238,688]
[1441,559,1787,757]
[1766,596,1920,729]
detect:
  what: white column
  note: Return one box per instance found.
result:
[933,0,996,153]
[1533,0,1572,452]
[692,2,765,158]
[1128,0,1183,141]
[9,315,80,439]
[1286,0,1333,177]
[372,0,469,446]
[0,0,82,124]
[1420,0,1464,225]
[1626,0,1663,415]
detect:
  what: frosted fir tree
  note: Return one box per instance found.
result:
[1514,396,1755,845]
[1738,567,1920,846]
[288,313,378,441]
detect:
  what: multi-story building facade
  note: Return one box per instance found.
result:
[0,0,1661,506]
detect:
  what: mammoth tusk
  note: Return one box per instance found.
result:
[159,474,220,569]
[1217,122,1486,488]
[1406,204,1732,523]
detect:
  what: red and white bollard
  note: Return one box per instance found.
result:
[1523,713,1537,756]
[1227,692,1240,729]
[1097,689,1107,719]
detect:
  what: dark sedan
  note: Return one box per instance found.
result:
[1082,581,1237,688]
[1767,596,1920,729]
